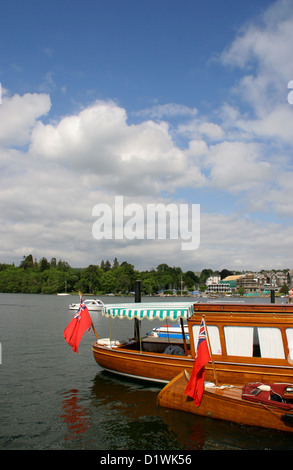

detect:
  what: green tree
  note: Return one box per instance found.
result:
[184,271,199,290]
[156,264,181,290]
[115,262,136,293]
[100,269,117,293]
[77,265,103,293]
[39,257,50,271]
[20,254,34,270]
[141,271,157,295]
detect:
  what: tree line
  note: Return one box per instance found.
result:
[0,254,222,295]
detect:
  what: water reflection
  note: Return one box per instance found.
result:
[89,372,183,450]
[60,389,91,441]
[91,372,161,417]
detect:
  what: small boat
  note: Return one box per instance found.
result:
[69,298,104,311]
[157,371,293,433]
[148,324,189,340]
[92,302,193,383]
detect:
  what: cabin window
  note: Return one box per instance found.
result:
[192,325,221,355]
[224,326,285,359]
[257,327,285,359]
[286,328,293,360]
[224,326,253,357]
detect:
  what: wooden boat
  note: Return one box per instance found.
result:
[157,371,293,433]
[92,302,194,383]
[92,302,293,385]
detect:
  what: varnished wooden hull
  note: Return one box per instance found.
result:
[92,343,293,385]
[92,343,193,383]
[157,372,293,433]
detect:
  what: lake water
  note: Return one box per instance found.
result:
[1,293,293,451]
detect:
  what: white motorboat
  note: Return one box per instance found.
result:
[148,324,189,340]
[69,298,104,311]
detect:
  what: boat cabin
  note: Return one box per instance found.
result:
[187,303,293,383]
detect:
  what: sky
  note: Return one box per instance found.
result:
[1,0,293,272]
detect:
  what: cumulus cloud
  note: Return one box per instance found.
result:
[133,102,198,119]
[0,92,51,146]
[206,141,272,192]
[29,100,205,195]
[220,0,293,119]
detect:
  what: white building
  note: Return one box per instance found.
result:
[206,275,221,286]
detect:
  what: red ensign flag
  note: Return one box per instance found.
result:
[185,317,211,406]
[64,303,92,353]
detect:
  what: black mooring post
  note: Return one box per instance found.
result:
[270,289,275,303]
[135,280,141,303]
[134,280,141,340]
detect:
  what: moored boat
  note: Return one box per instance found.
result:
[157,371,293,433]
[92,302,293,385]
[92,302,194,383]
[147,324,189,340]
[69,298,104,311]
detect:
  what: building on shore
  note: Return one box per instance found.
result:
[206,271,293,295]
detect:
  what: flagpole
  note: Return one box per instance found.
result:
[203,315,218,386]
[91,322,99,341]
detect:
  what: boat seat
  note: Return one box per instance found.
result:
[242,382,293,410]
[97,338,128,348]
[164,344,185,355]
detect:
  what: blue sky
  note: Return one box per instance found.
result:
[1,0,262,118]
[1,0,293,272]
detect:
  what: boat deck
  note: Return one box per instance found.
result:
[142,336,189,344]
[141,336,189,353]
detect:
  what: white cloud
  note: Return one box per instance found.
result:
[221,0,293,118]
[206,141,272,192]
[198,212,293,271]
[133,103,198,119]
[235,105,293,144]
[0,92,51,146]
[198,122,224,140]
[30,100,205,195]
[184,139,208,158]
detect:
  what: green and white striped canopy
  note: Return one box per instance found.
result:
[102,302,194,321]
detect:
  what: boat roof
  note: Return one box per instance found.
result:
[193,302,293,314]
[190,302,293,325]
[102,302,194,321]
